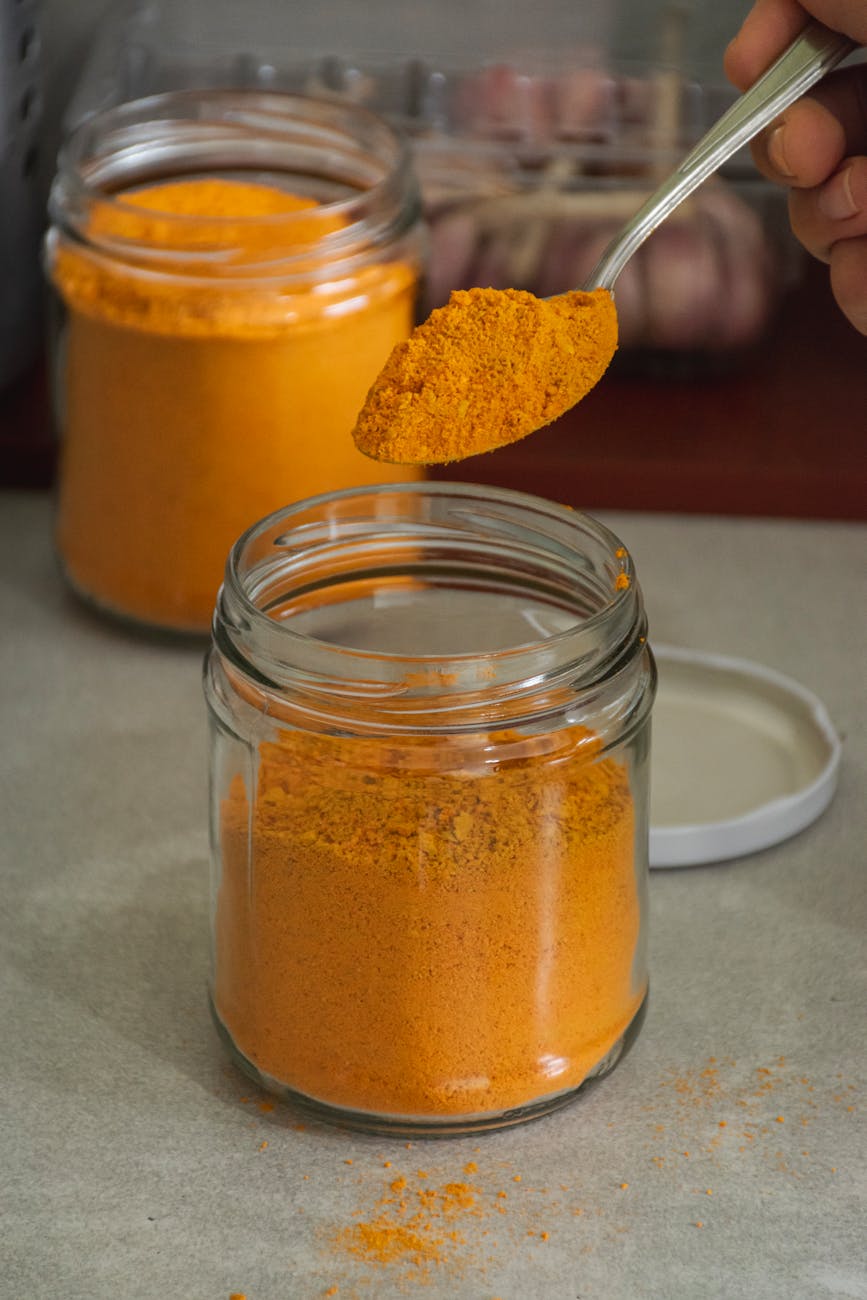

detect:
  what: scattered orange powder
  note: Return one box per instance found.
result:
[647,1055,859,1178]
[287,1057,859,1288]
[333,1175,480,1274]
[326,1161,565,1286]
[347,1222,445,1265]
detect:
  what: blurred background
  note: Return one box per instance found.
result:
[34,0,753,200]
[2,0,865,518]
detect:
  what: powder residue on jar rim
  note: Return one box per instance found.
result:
[52,176,415,338]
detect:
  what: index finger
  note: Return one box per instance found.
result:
[750,66,867,187]
[725,0,867,91]
[725,0,812,90]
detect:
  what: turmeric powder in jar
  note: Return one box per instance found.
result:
[45,91,424,633]
[204,483,656,1135]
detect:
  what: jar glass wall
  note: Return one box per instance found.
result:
[45,90,424,633]
[204,482,655,1135]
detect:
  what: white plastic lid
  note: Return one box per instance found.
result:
[649,645,841,869]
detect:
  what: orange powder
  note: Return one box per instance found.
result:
[335,1174,481,1272]
[49,178,420,632]
[352,286,618,465]
[213,722,645,1121]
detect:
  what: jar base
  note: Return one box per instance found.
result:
[210,988,648,1137]
[59,555,212,640]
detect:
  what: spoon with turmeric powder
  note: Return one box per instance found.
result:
[353,20,853,466]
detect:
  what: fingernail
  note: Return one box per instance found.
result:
[767,125,794,179]
[818,167,859,221]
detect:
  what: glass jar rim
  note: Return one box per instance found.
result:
[49,88,420,279]
[213,482,648,714]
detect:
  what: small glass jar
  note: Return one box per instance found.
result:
[204,482,655,1135]
[45,89,424,634]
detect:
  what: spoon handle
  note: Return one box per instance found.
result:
[585,20,856,292]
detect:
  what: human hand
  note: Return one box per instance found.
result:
[725,0,867,333]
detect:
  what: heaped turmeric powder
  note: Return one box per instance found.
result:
[214,726,643,1121]
[205,484,653,1133]
[352,286,617,465]
[46,92,423,632]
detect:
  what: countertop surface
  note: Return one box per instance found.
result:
[2,490,865,1300]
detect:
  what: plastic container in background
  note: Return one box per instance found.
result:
[45,90,424,633]
[62,0,798,376]
[204,483,655,1134]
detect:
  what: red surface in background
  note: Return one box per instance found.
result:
[3,261,865,519]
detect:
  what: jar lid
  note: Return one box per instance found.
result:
[649,645,841,869]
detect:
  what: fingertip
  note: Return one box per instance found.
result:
[817,165,860,222]
[766,124,795,181]
[723,0,813,93]
[754,100,850,189]
[830,238,867,336]
[722,33,751,92]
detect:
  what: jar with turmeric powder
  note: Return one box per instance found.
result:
[45,90,424,633]
[205,482,655,1135]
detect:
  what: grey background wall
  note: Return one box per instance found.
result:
[613,0,752,69]
[35,0,753,191]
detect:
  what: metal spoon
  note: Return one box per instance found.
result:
[585,20,855,292]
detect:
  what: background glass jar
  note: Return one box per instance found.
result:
[45,89,424,634]
[204,482,656,1136]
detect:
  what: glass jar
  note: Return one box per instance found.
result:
[45,89,424,634]
[204,482,655,1135]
